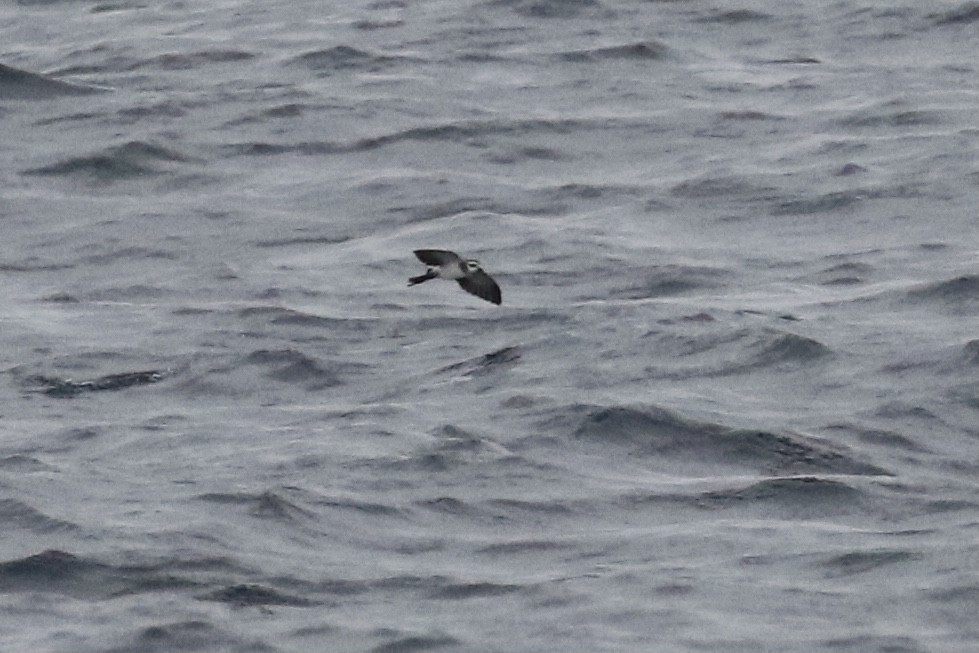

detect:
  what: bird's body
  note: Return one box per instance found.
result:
[409,249,502,305]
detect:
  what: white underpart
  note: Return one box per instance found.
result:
[435,261,471,280]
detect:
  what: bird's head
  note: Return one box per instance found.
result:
[464,260,482,273]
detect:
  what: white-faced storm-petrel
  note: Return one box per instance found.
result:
[408,249,502,305]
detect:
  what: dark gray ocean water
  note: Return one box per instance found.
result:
[2,1,978,651]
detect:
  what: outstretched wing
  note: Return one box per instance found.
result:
[458,270,502,305]
[414,249,461,266]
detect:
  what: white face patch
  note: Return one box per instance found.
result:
[411,250,500,304]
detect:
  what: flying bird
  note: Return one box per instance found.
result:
[408,249,502,305]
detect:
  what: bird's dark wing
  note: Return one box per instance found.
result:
[458,270,502,305]
[414,249,461,266]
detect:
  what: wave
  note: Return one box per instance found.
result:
[371,633,461,653]
[0,549,309,651]
[476,539,572,555]
[822,549,921,577]
[930,2,979,26]
[813,261,875,286]
[695,10,772,24]
[703,476,862,502]
[21,369,169,398]
[200,583,318,606]
[373,424,523,474]
[0,62,106,100]
[670,174,779,201]
[243,348,348,389]
[963,339,979,365]
[87,284,173,301]
[236,305,372,330]
[771,190,866,215]
[126,619,264,651]
[0,549,219,599]
[838,108,944,129]
[607,264,726,299]
[130,49,255,71]
[288,45,405,73]
[546,403,888,476]
[491,0,605,19]
[197,489,317,522]
[558,40,669,62]
[222,116,639,158]
[22,141,193,182]
[903,274,979,313]
[697,476,868,518]
[651,328,832,378]
[748,332,831,365]
[0,499,79,533]
[835,162,868,176]
[824,423,932,454]
[436,346,521,377]
[0,455,52,472]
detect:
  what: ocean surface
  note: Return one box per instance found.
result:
[1,1,977,651]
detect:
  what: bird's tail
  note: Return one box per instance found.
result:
[408,269,437,286]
